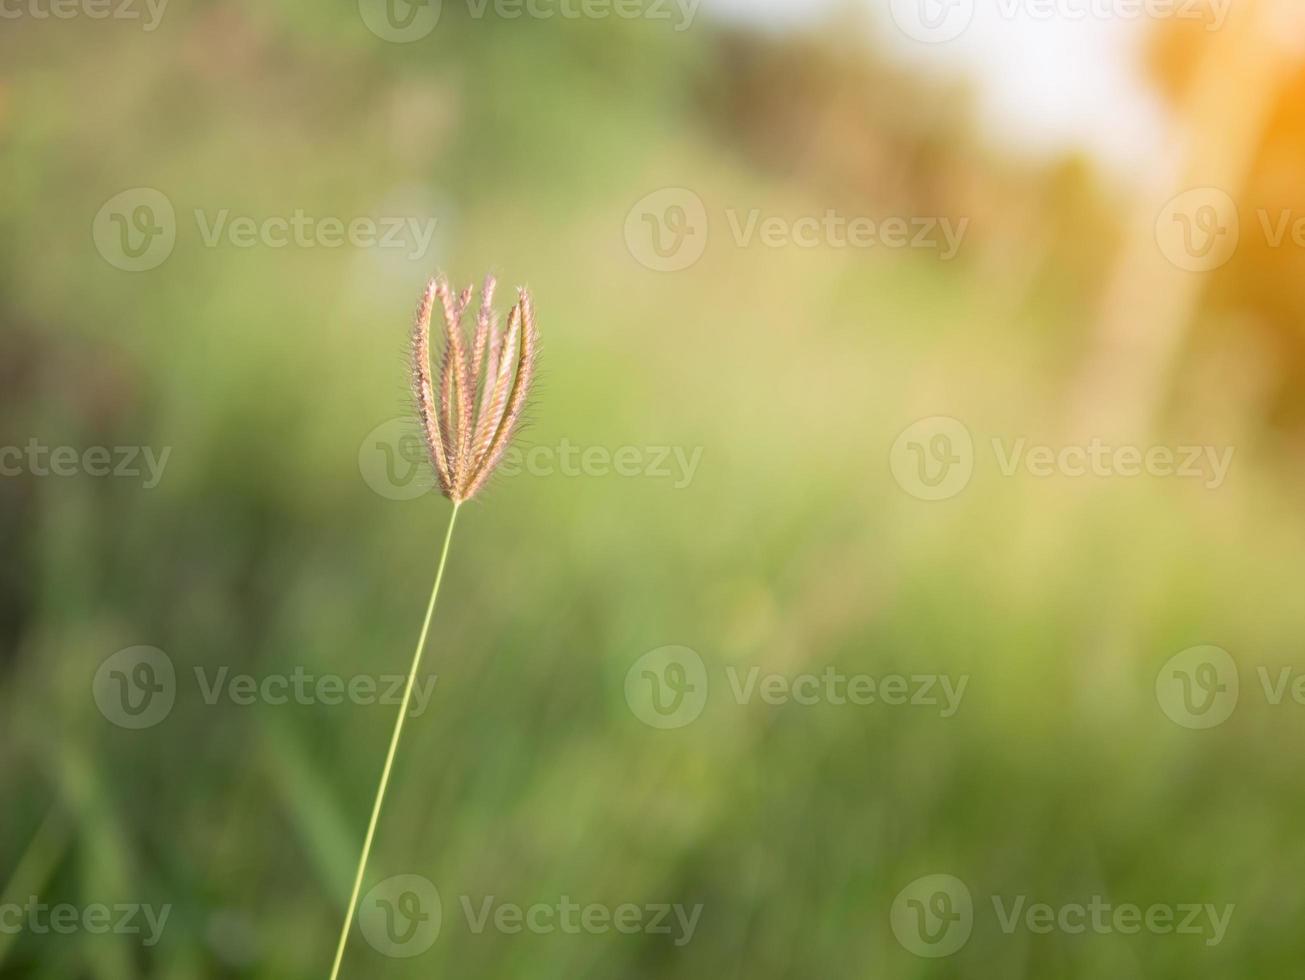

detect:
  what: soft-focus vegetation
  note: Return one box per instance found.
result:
[3,2,1305,977]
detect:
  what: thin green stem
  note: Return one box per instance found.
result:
[328,502,460,980]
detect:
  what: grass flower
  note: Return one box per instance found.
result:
[328,274,538,979]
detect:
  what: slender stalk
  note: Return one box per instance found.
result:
[328,502,461,980]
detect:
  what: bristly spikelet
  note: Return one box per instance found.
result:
[334,277,534,980]
[411,274,539,503]
[411,280,451,496]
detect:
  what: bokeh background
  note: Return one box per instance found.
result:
[4,0,1305,976]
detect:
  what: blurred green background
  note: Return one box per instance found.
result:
[4,0,1305,976]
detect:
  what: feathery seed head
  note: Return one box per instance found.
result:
[411,274,538,503]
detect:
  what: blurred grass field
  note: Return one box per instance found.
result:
[4,2,1305,977]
